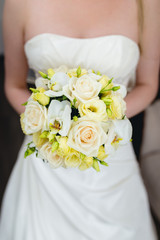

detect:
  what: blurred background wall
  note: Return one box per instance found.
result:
[0,0,4,54]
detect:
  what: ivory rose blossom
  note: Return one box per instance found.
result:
[39,142,64,168]
[67,118,108,157]
[63,74,102,104]
[22,100,48,134]
[78,99,108,121]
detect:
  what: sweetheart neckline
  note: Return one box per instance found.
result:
[24,33,140,54]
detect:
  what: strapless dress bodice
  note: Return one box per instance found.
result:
[24,33,140,91]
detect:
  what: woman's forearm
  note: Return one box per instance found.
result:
[5,86,31,114]
[125,83,158,118]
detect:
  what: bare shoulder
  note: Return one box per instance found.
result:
[141,0,160,60]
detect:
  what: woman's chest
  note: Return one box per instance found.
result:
[25,0,138,42]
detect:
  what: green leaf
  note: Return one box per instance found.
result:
[21,101,28,106]
[62,95,68,100]
[27,141,33,147]
[24,147,36,158]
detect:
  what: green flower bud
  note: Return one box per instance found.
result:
[73,116,78,121]
[112,86,120,91]
[39,71,48,79]
[76,66,81,77]
[47,133,56,142]
[40,131,49,139]
[33,93,50,106]
[101,97,113,105]
[30,88,40,93]
[92,159,100,172]
[106,108,112,117]
[97,71,101,76]
[99,161,108,167]
[51,141,59,152]
[80,153,86,160]
[47,68,55,78]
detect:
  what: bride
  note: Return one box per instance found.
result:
[0,0,159,239]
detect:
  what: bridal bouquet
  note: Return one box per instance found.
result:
[20,66,132,171]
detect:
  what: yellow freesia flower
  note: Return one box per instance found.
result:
[56,136,71,158]
[78,99,108,121]
[79,156,93,171]
[67,68,88,78]
[47,68,55,78]
[65,149,81,168]
[33,131,48,148]
[97,146,108,161]
[32,92,50,106]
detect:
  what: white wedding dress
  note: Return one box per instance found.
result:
[0,34,157,240]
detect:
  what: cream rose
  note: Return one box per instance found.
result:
[38,142,64,168]
[22,100,48,134]
[78,99,108,121]
[63,74,102,104]
[67,118,107,157]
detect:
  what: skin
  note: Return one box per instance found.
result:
[3,0,160,117]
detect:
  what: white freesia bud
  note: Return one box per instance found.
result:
[48,100,71,136]
[67,118,107,157]
[45,72,69,97]
[22,100,48,134]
